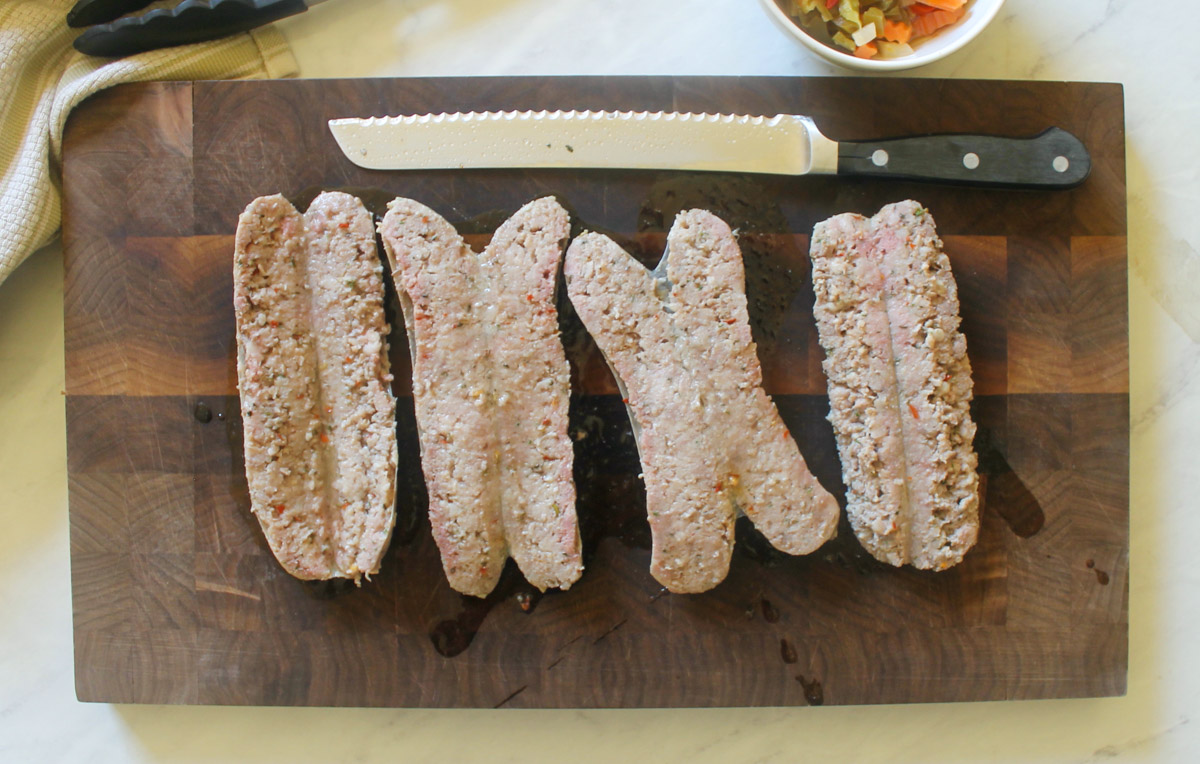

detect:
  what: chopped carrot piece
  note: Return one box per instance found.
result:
[910,3,939,14]
[911,7,964,39]
[919,0,965,10]
[883,20,912,44]
[854,42,878,59]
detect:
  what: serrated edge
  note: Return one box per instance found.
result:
[328,110,792,128]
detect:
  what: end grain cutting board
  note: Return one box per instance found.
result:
[62,76,1128,707]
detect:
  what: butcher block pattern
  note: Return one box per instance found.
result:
[62,77,1128,707]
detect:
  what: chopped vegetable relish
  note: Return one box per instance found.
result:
[784,0,969,60]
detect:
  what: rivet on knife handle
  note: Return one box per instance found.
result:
[837,127,1091,189]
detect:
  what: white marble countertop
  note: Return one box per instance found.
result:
[2,0,1197,760]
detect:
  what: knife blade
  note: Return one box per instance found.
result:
[328,110,1090,189]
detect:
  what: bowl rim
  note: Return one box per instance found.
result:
[759,0,1006,72]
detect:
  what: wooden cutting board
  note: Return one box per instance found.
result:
[62,76,1128,707]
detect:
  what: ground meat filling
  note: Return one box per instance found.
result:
[565,209,840,594]
[379,196,582,598]
[234,192,397,582]
[810,200,979,570]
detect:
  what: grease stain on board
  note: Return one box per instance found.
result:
[780,638,798,665]
[1085,558,1111,585]
[429,562,540,657]
[430,596,495,658]
[795,674,825,706]
[761,598,781,624]
[193,401,213,423]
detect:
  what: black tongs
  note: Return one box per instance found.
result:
[68,0,326,57]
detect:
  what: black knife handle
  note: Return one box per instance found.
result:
[73,0,308,58]
[67,0,154,28]
[837,127,1091,189]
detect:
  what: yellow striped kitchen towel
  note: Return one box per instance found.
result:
[0,0,298,288]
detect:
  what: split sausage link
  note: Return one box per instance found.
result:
[809,200,979,570]
[565,210,840,594]
[234,192,397,582]
[379,196,583,597]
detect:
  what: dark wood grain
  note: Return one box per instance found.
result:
[62,76,1128,707]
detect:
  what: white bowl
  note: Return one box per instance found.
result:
[759,0,1005,72]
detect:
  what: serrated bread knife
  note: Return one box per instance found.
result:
[328,110,1090,189]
